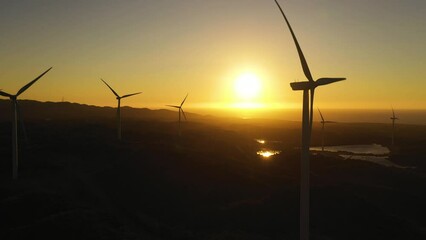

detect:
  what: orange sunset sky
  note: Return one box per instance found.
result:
[1,0,425,115]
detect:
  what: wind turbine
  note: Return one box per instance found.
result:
[100,79,142,141]
[318,108,335,152]
[390,108,398,146]
[273,1,346,240]
[0,67,52,179]
[166,94,188,136]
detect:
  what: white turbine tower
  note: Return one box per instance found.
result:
[274,1,346,240]
[101,79,142,141]
[166,94,188,136]
[390,108,398,146]
[318,108,335,152]
[0,67,52,179]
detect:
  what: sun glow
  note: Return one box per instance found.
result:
[234,73,261,101]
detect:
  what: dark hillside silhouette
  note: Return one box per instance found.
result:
[1,100,426,239]
[0,99,200,122]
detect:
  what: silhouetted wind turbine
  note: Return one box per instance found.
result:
[318,108,335,152]
[0,67,52,179]
[274,1,345,240]
[166,94,188,136]
[101,79,142,141]
[390,108,398,146]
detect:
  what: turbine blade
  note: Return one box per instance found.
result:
[180,93,188,106]
[100,79,120,98]
[274,0,314,82]
[122,92,142,98]
[315,77,345,87]
[0,90,13,98]
[181,108,187,121]
[17,67,52,96]
[166,105,180,109]
[317,108,324,122]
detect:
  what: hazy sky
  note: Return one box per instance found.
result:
[1,0,425,113]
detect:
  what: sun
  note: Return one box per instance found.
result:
[234,73,261,100]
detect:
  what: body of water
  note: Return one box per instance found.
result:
[311,144,412,169]
[340,154,412,169]
[310,144,389,155]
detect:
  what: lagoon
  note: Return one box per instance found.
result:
[311,144,413,169]
[310,144,389,155]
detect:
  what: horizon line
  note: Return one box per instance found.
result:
[2,99,426,111]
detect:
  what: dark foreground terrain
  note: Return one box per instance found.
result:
[1,101,426,239]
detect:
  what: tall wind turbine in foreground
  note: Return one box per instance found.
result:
[0,67,52,179]
[274,1,345,239]
[101,79,142,141]
[166,94,188,136]
[318,108,335,152]
[390,108,398,146]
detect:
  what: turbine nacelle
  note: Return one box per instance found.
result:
[290,78,346,91]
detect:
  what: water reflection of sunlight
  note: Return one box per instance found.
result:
[256,139,266,144]
[257,150,281,158]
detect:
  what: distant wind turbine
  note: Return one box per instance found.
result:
[0,67,52,179]
[166,94,188,136]
[101,79,142,141]
[274,1,346,240]
[390,108,398,146]
[318,108,335,152]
